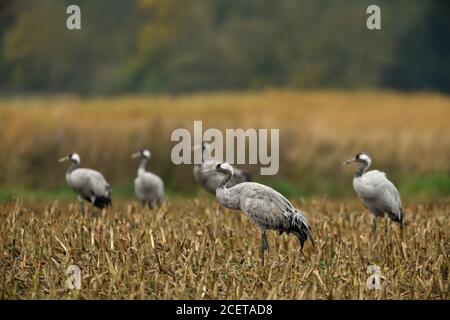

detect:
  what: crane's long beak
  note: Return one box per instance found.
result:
[201,169,215,174]
[58,156,69,163]
[131,152,141,159]
[343,158,356,166]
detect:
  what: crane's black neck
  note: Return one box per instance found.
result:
[218,170,233,190]
[355,160,370,177]
[138,158,149,174]
[67,161,79,174]
[201,145,206,163]
[193,145,205,167]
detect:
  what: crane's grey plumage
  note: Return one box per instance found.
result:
[344,152,404,235]
[193,142,251,194]
[203,163,314,265]
[59,153,112,211]
[132,149,164,208]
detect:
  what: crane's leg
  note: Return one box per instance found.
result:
[371,215,377,238]
[370,214,377,241]
[258,226,269,266]
[78,196,85,215]
[384,217,389,237]
[385,217,393,247]
[399,220,404,240]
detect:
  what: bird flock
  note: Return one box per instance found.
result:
[58,146,404,265]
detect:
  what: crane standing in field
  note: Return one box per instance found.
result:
[59,153,112,212]
[343,152,404,236]
[193,142,252,194]
[203,163,315,265]
[132,149,164,208]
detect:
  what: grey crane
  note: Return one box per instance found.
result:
[203,163,315,265]
[59,153,112,212]
[343,152,404,236]
[193,142,252,194]
[132,149,164,208]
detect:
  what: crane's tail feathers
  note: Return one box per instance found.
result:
[306,228,316,248]
[292,210,315,249]
[93,196,112,209]
[388,208,404,225]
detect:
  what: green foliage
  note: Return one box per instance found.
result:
[401,174,450,200]
[0,187,74,203]
[2,173,447,202]
[0,0,449,94]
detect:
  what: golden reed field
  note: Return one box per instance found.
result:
[0,91,449,299]
[0,90,449,197]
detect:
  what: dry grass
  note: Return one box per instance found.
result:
[1,198,448,299]
[0,90,449,196]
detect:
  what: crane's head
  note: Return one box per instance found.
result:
[131,149,151,159]
[343,152,371,166]
[192,142,210,153]
[59,153,80,164]
[202,162,234,176]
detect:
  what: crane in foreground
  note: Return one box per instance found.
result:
[343,152,404,236]
[132,149,164,208]
[193,142,251,194]
[203,163,314,265]
[59,153,112,212]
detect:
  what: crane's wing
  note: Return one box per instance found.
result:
[86,169,111,197]
[238,182,314,247]
[135,173,164,198]
[239,183,295,229]
[70,169,111,208]
[355,170,403,222]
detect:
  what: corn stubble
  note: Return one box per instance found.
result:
[0,199,448,299]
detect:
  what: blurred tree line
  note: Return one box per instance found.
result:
[0,0,449,94]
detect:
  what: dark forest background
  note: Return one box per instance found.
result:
[0,0,449,95]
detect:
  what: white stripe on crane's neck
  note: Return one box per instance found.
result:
[70,153,81,164]
[138,157,149,175]
[358,153,371,165]
[217,163,234,190]
[67,159,80,175]
[142,150,151,158]
[356,154,371,177]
